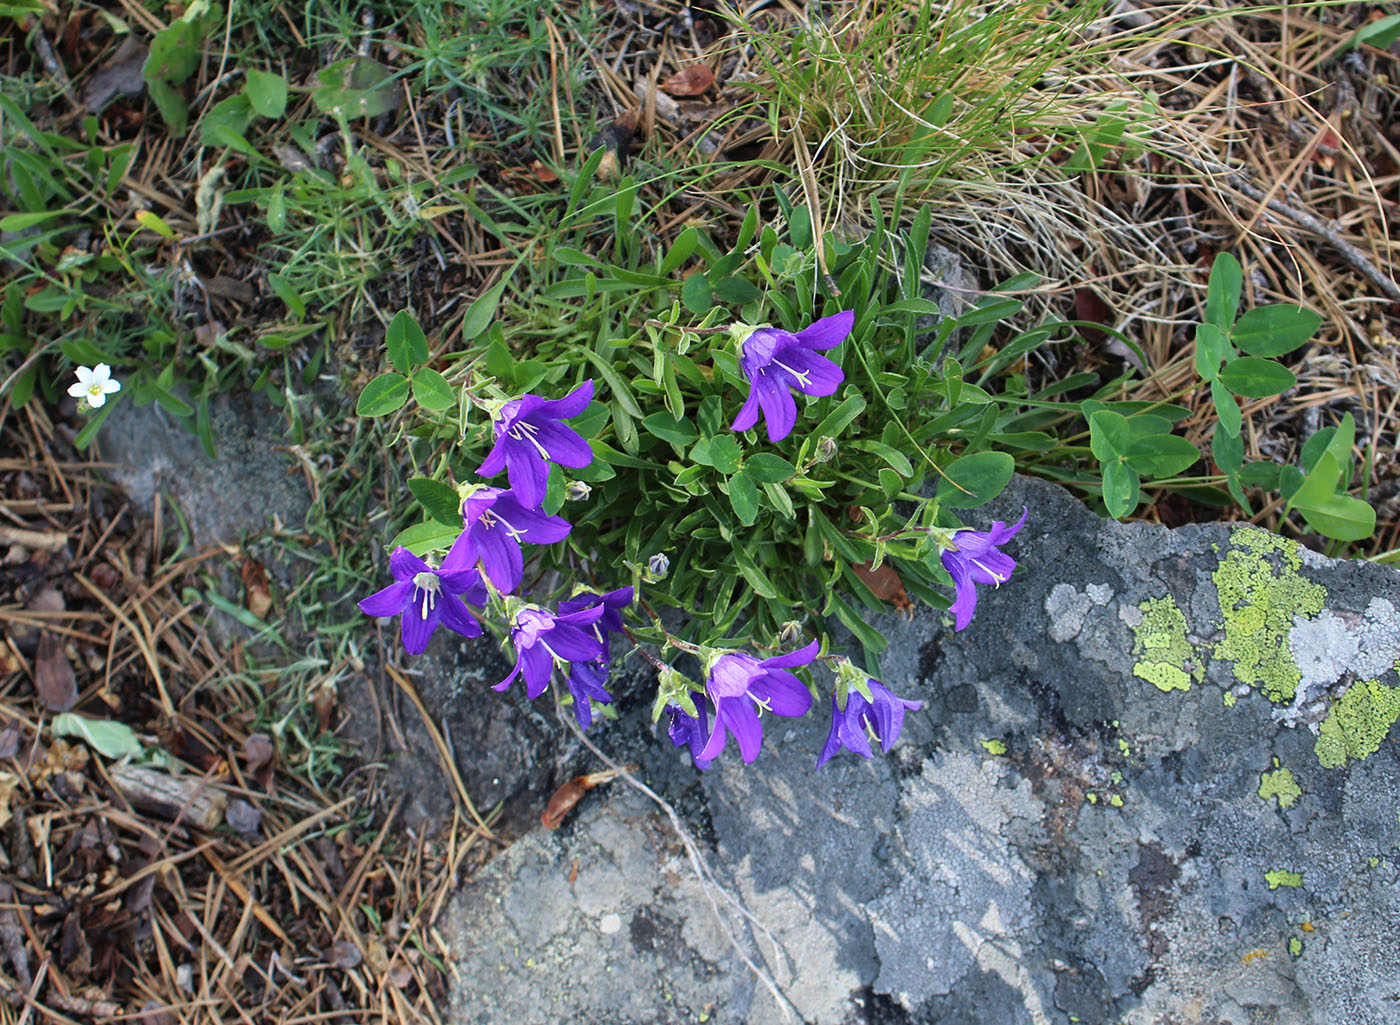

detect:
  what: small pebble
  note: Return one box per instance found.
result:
[599,913,621,935]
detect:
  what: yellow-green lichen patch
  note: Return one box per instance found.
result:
[1265,869,1303,890]
[1211,529,1326,704]
[1289,937,1303,957]
[980,739,1007,755]
[1314,679,1400,769]
[1258,763,1301,809]
[1130,594,1204,693]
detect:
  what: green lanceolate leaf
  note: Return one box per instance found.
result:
[744,453,797,483]
[811,392,867,439]
[1218,356,1296,398]
[1211,379,1241,438]
[1287,451,1342,512]
[939,450,1013,508]
[1204,252,1242,330]
[1124,434,1200,478]
[387,309,429,372]
[389,519,463,555]
[408,477,462,525]
[1194,323,1228,382]
[728,470,759,525]
[1088,409,1132,461]
[1212,426,1244,476]
[1296,493,1376,542]
[245,68,288,118]
[642,412,698,446]
[411,368,455,411]
[461,279,507,341]
[1101,459,1139,519]
[1232,304,1321,358]
[356,372,409,416]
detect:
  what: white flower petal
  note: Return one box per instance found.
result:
[87,391,108,408]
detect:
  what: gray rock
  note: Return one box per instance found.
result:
[444,476,1400,1024]
[97,390,309,547]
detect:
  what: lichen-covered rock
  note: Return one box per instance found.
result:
[444,476,1400,1025]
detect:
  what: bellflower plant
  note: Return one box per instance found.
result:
[358,537,487,655]
[667,701,714,771]
[557,586,635,728]
[495,603,607,700]
[477,379,595,508]
[697,641,818,764]
[816,678,923,769]
[359,203,1044,780]
[565,660,614,729]
[458,484,573,592]
[940,509,1028,631]
[731,310,852,442]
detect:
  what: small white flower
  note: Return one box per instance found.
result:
[68,363,121,408]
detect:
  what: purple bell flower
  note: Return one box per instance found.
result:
[476,380,595,508]
[731,311,852,442]
[556,586,634,729]
[697,640,818,764]
[940,508,1028,631]
[558,586,634,661]
[459,485,572,593]
[358,534,486,655]
[667,700,714,771]
[815,679,923,769]
[566,661,613,729]
[494,604,606,700]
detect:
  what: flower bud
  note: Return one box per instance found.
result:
[564,480,592,502]
[648,552,670,578]
[814,436,838,463]
[776,620,805,647]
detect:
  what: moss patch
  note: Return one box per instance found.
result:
[1212,530,1326,704]
[1130,594,1204,693]
[1314,679,1400,769]
[1258,765,1301,809]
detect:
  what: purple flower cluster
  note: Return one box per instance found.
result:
[360,378,634,729]
[358,311,1030,770]
[666,647,924,771]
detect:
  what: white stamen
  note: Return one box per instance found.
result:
[508,419,553,461]
[971,558,1007,586]
[412,571,441,619]
[772,359,811,387]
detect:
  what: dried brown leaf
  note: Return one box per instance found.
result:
[541,769,625,829]
[272,145,313,173]
[329,940,362,969]
[1073,287,1112,344]
[0,727,19,759]
[241,558,273,620]
[84,37,148,112]
[0,771,18,829]
[35,633,78,712]
[244,733,274,774]
[851,561,910,607]
[660,65,715,97]
[224,798,261,835]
